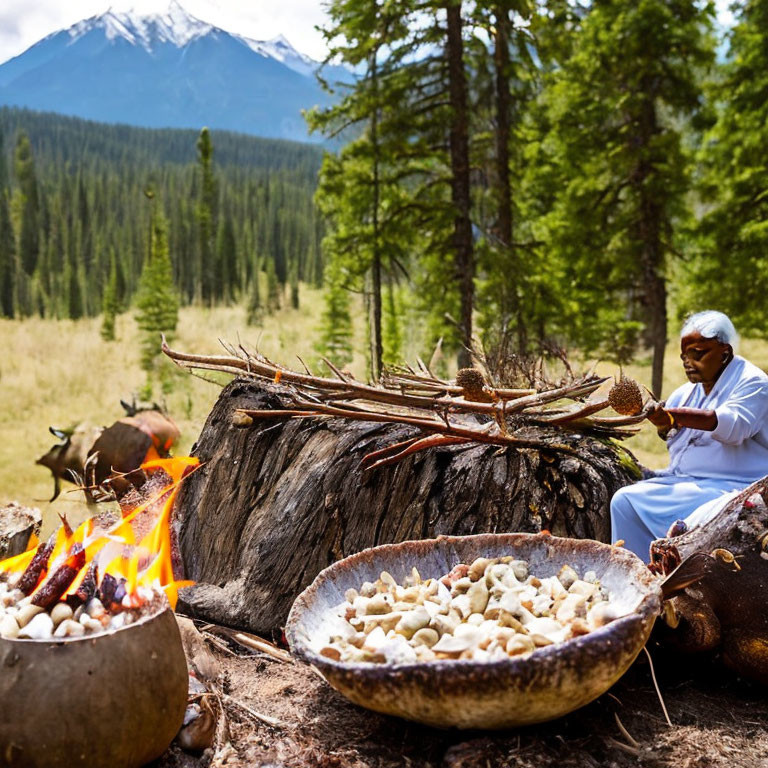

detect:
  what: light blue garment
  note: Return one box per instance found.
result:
[611,355,768,559]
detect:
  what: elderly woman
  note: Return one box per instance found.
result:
[611,310,768,559]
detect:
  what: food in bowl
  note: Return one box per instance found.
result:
[318,556,627,665]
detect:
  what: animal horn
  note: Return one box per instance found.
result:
[49,427,69,441]
[49,474,61,503]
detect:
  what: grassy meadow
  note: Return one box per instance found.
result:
[1,294,766,536]
[0,283,368,534]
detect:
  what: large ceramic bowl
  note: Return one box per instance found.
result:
[287,533,661,729]
[0,605,188,768]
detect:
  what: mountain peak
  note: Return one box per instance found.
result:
[70,1,213,51]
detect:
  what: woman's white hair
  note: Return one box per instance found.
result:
[680,310,740,351]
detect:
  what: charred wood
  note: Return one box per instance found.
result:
[17,531,57,596]
[32,545,86,609]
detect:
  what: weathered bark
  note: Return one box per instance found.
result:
[0,503,41,560]
[176,379,638,635]
[445,2,474,369]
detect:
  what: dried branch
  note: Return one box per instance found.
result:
[163,338,646,471]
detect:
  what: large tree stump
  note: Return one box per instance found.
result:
[176,379,638,634]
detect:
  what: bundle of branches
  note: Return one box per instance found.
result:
[162,339,645,471]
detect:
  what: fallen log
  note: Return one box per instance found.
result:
[176,379,640,635]
[650,475,768,572]
[651,476,768,684]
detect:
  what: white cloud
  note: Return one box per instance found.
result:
[0,0,331,64]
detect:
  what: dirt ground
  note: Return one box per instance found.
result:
[156,625,768,768]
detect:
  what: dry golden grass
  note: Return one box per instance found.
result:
[0,283,368,533]
[1,291,765,536]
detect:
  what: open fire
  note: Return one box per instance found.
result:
[0,456,198,641]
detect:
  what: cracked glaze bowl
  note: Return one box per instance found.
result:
[286,532,661,729]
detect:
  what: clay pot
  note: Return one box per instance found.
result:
[0,605,188,767]
[287,532,661,729]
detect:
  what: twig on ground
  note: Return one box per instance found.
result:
[614,713,640,749]
[202,624,293,664]
[222,693,285,728]
[643,645,673,726]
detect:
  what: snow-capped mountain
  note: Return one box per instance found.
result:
[0,1,347,141]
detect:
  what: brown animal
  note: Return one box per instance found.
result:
[37,402,180,502]
[36,423,104,501]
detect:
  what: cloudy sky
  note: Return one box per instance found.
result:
[0,0,332,64]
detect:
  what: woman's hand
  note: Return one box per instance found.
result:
[646,402,675,430]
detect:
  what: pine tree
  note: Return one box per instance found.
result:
[246,259,262,325]
[265,257,281,313]
[135,207,179,378]
[216,214,237,303]
[686,0,768,336]
[316,261,354,367]
[289,261,300,309]
[196,127,217,305]
[0,129,15,318]
[14,131,40,277]
[66,222,83,320]
[527,0,714,395]
[101,255,119,341]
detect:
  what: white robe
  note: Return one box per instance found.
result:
[611,355,768,558]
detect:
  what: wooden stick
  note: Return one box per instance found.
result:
[221,694,284,728]
[363,435,470,471]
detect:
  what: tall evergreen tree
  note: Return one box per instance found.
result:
[316,261,354,367]
[196,127,217,305]
[216,214,237,303]
[246,258,262,325]
[0,129,15,317]
[686,0,768,336]
[14,132,40,278]
[444,0,475,367]
[101,254,119,341]
[135,206,179,376]
[528,0,714,395]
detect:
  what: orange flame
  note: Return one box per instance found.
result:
[0,457,199,611]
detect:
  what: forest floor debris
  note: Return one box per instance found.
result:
[157,628,768,768]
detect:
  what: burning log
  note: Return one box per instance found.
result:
[97,572,118,607]
[16,530,57,596]
[32,545,86,610]
[0,456,199,644]
[68,561,99,608]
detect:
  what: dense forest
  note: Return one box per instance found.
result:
[1,0,767,393]
[308,0,768,393]
[0,107,323,324]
